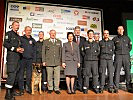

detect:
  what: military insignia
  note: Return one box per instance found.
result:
[81,47,84,51]
[56,43,60,46]
[29,40,32,44]
[116,41,119,43]
[85,46,90,50]
[5,35,8,39]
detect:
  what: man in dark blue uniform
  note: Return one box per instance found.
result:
[36,31,47,91]
[18,26,36,94]
[73,26,86,92]
[99,30,114,93]
[113,26,132,93]
[4,21,24,100]
[82,29,100,94]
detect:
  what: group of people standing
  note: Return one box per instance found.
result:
[3,21,132,100]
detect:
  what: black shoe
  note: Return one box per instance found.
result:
[20,90,24,95]
[71,90,76,94]
[67,89,71,94]
[12,91,22,96]
[26,90,32,94]
[55,90,61,94]
[42,84,47,92]
[99,88,104,93]
[94,88,99,94]
[5,88,16,100]
[128,88,133,93]
[78,88,83,92]
[47,90,53,94]
[83,89,88,94]
[108,87,114,93]
[114,88,118,93]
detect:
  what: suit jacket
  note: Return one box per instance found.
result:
[62,42,80,63]
[42,38,62,66]
[73,36,86,63]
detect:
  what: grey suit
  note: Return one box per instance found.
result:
[62,42,80,76]
[42,38,62,91]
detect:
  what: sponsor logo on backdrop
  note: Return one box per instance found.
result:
[32,23,42,29]
[94,32,100,35]
[85,11,99,14]
[47,9,55,13]
[30,12,35,16]
[82,15,90,20]
[43,19,53,23]
[23,6,30,10]
[56,21,74,25]
[9,17,22,22]
[81,28,88,32]
[30,12,44,17]
[32,30,41,33]
[35,7,44,12]
[90,24,97,29]
[74,10,79,16]
[61,9,71,14]
[66,27,74,30]
[56,32,63,35]
[10,5,19,11]
[53,15,63,20]
[36,13,44,17]
[92,17,100,21]
[26,17,38,21]
[78,20,87,26]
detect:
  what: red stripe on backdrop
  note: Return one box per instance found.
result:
[0,0,5,80]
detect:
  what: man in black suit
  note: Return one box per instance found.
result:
[73,26,86,92]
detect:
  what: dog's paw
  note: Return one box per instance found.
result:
[31,92,35,95]
[40,92,42,95]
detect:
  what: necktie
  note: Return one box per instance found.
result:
[52,39,54,43]
[76,36,79,45]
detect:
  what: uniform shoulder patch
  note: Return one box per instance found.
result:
[5,35,8,39]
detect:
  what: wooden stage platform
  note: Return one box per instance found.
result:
[0,89,133,100]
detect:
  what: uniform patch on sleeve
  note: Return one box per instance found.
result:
[5,35,8,39]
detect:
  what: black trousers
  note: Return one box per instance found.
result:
[100,59,114,87]
[114,55,131,88]
[83,61,99,89]
[18,58,32,91]
[5,61,19,88]
[74,63,83,90]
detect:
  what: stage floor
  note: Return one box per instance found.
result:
[0,89,133,100]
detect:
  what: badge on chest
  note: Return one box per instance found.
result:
[29,40,32,44]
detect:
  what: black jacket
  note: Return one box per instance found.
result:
[82,40,100,61]
[36,40,44,63]
[73,36,86,63]
[112,35,132,55]
[3,30,21,62]
[20,35,36,62]
[99,39,114,60]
